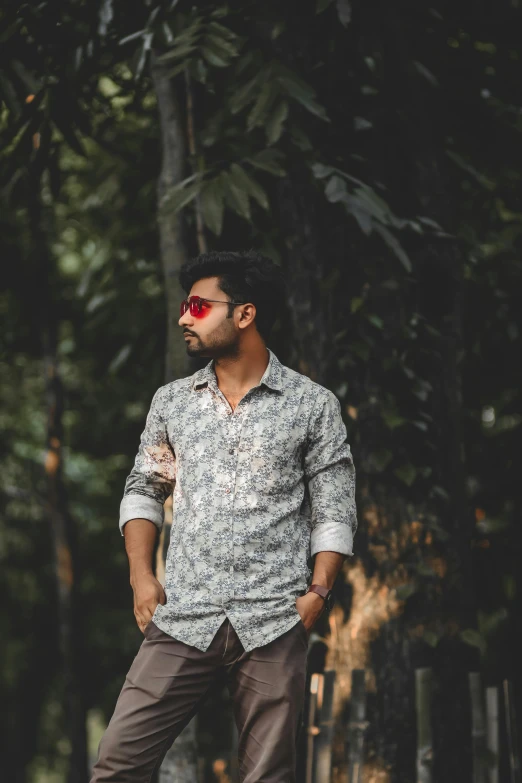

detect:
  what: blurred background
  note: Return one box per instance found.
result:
[1,2,521,782]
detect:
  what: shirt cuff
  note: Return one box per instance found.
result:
[310,520,354,557]
[119,494,165,537]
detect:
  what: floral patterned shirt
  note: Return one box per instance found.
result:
[119,347,357,652]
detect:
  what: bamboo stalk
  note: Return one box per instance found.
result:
[306,673,321,783]
[486,686,499,783]
[503,680,521,783]
[415,668,433,783]
[347,669,368,783]
[469,672,487,783]
[314,670,336,783]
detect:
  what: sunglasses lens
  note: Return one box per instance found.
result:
[189,297,201,316]
[181,297,204,316]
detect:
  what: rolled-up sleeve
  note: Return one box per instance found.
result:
[304,389,357,557]
[119,386,176,536]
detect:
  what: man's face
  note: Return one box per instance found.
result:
[178,276,240,359]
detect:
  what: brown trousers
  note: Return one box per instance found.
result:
[90,616,309,783]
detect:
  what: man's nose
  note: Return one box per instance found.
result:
[179,310,193,327]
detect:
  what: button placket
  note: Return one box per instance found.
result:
[227,396,253,599]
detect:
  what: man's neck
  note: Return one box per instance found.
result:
[213,345,269,393]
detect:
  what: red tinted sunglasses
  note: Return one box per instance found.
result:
[180,295,247,317]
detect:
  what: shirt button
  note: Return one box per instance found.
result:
[225,488,231,493]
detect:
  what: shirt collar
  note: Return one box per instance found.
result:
[191,347,283,394]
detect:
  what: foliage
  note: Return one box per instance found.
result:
[1,1,521,781]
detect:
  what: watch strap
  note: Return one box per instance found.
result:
[307,584,331,601]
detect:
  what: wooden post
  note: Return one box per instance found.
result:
[415,668,433,783]
[314,670,336,783]
[503,680,521,783]
[347,669,368,783]
[469,672,487,783]
[306,673,321,783]
[229,719,239,783]
[485,686,499,783]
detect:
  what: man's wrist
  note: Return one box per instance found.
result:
[306,583,334,611]
[130,567,154,585]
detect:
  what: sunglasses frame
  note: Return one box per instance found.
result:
[180,295,248,317]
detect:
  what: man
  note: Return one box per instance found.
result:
[90,250,357,783]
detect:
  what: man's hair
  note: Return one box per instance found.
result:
[179,250,287,342]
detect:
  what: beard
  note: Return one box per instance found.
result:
[184,321,240,359]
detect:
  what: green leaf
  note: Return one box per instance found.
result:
[350,297,363,313]
[10,60,41,94]
[144,6,160,31]
[201,47,229,68]
[370,448,393,472]
[159,175,201,216]
[167,62,189,79]
[476,517,511,534]
[52,111,86,157]
[373,223,412,273]
[382,410,406,430]
[109,344,132,374]
[119,30,145,46]
[460,628,486,654]
[266,100,289,144]
[203,32,239,61]
[290,126,313,151]
[222,173,251,220]
[191,58,208,84]
[394,463,417,486]
[423,630,440,648]
[352,185,393,223]
[247,149,286,177]
[446,149,496,190]
[134,32,153,80]
[395,583,417,600]
[416,562,437,577]
[337,0,352,25]
[367,314,383,329]
[229,76,260,114]
[0,16,23,44]
[247,81,278,131]
[200,178,225,235]
[229,164,269,210]
[207,21,238,42]
[311,163,334,179]
[271,21,286,39]
[413,60,439,87]
[158,43,197,63]
[278,75,329,121]
[324,175,348,203]
[162,22,174,45]
[0,73,21,117]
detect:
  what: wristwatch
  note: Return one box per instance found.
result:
[306,584,334,612]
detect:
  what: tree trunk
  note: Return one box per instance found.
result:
[151,51,195,385]
[150,51,201,783]
[30,159,88,783]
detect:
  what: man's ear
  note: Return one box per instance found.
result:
[239,303,256,328]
